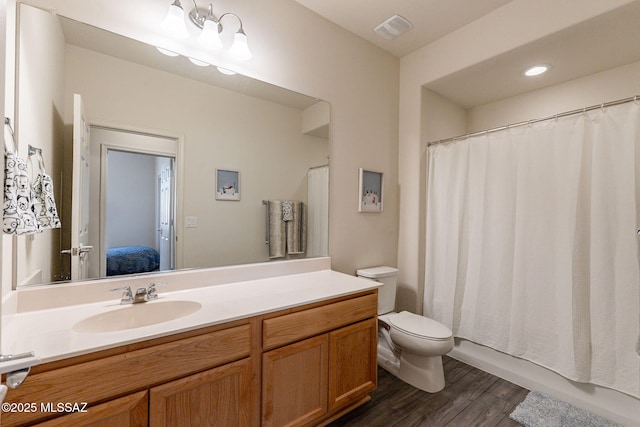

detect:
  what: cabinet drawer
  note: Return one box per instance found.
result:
[33,391,148,427]
[3,324,250,427]
[263,293,377,350]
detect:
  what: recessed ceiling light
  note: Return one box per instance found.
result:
[523,65,550,77]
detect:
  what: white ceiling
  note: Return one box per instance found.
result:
[293,0,513,58]
[294,0,640,108]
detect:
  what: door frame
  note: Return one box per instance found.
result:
[92,122,184,277]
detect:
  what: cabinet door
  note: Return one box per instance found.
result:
[328,318,377,411]
[262,334,329,427]
[149,358,252,427]
[34,391,147,427]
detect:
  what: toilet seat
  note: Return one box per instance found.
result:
[387,311,452,341]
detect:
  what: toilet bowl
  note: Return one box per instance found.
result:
[357,266,454,393]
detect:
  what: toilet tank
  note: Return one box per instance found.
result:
[356,266,398,315]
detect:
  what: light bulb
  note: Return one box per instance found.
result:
[198,19,223,50]
[162,0,189,39]
[228,30,252,61]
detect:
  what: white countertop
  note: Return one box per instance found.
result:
[2,270,379,364]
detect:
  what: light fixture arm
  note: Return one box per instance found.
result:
[218,12,245,33]
[188,1,217,28]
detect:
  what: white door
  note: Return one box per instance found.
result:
[158,161,175,271]
[69,93,92,280]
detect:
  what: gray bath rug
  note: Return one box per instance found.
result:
[509,391,622,427]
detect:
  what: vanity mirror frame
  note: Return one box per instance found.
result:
[6,2,331,290]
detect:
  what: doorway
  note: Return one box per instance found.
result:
[92,127,177,277]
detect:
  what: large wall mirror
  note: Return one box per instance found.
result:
[10,3,330,288]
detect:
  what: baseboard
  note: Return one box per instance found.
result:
[448,338,640,427]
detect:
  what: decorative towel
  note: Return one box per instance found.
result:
[267,201,286,258]
[266,200,306,258]
[3,120,40,235]
[3,151,39,234]
[285,201,306,255]
[31,152,61,229]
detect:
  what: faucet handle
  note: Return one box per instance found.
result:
[110,286,133,304]
[147,282,167,300]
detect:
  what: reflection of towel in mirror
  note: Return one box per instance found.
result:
[268,201,286,258]
[267,200,306,258]
[285,201,306,255]
[32,162,61,230]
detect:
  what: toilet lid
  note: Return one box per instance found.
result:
[387,311,452,340]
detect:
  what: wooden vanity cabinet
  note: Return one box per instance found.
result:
[149,358,253,427]
[3,322,254,427]
[262,292,378,427]
[33,391,148,427]
[3,290,377,427]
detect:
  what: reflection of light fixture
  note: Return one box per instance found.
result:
[216,67,236,75]
[188,57,210,66]
[156,46,180,56]
[523,64,550,77]
[162,0,252,60]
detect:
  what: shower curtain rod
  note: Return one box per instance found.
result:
[309,164,329,170]
[426,95,640,147]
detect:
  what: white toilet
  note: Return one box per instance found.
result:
[357,266,454,393]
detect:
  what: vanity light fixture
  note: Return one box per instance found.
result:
[162,0,189,39]
[162,0,252,61]
[523,64,550,77]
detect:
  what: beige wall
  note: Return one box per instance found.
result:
[13,4,65,285]
[65,45,328,271]
[467,60,640,132]
[0,0,6,338]
[13,0,399,284]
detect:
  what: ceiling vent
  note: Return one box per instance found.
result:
[374,15,413,40]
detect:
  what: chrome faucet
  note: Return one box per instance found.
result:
[112,286,134,304]
[111,283,165,304]
[133,287,149,304]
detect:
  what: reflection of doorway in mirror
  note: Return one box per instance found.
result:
[94,127,178,278]
[158,164,175,271]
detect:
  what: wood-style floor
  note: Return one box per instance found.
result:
[328,356,529,427]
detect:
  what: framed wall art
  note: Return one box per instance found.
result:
[215,169,240,201]
[358,168,383,212]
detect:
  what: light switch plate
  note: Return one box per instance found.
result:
[185,216,198,228]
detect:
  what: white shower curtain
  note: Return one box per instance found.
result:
[424,101,640,397]
[306,165,329,257]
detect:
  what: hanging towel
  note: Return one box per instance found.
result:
[285,201,306,255]
[267,201,286,258]
[266,200,307,258]
[3,122,39,235]
[31,151,61,229]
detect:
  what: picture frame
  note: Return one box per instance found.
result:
[358,168,383,212]
[215,169,240,201]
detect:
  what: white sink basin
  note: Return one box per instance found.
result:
[73,300,202,333]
